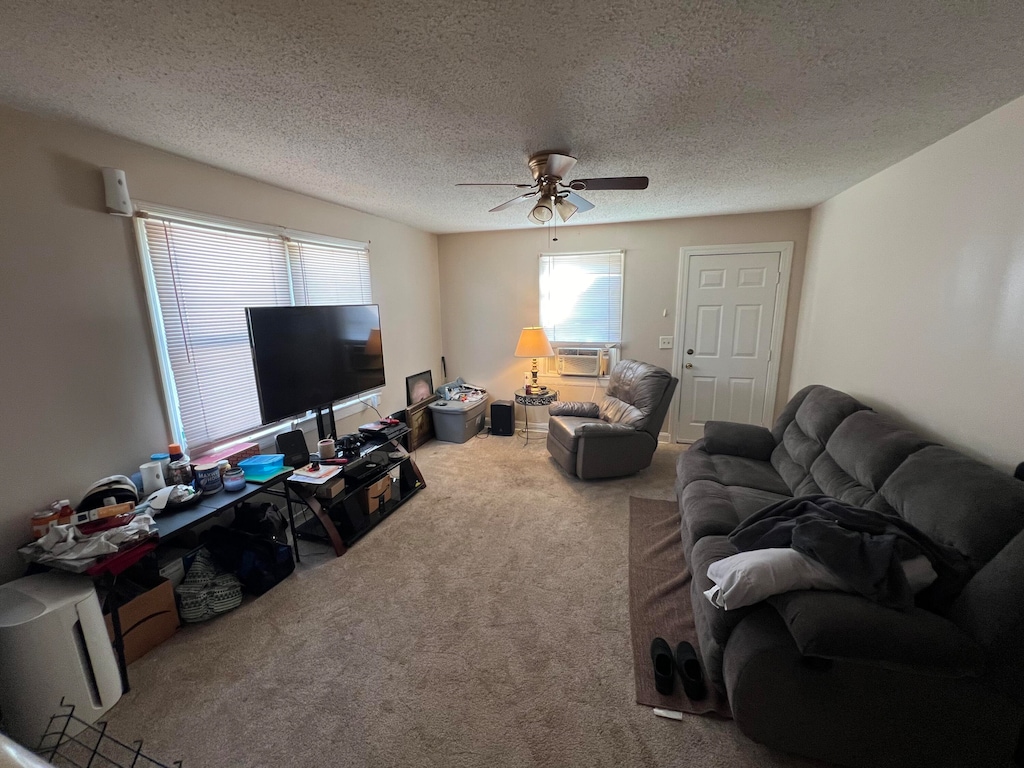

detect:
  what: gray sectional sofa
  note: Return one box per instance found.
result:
[675,384,1024,768]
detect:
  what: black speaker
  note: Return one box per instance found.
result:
[276,430,310,468]
[491,400,514,436]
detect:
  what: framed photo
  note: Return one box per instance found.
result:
[405,398,435,451]
[406,370,434,406]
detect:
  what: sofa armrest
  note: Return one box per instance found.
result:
[703,421,777,461]
[549,401,600,418]
[768,591,984,677]
[576,421,638,438]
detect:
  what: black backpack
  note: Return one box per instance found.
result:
[206,523,294,596]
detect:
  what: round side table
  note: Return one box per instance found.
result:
[514,388,558,444]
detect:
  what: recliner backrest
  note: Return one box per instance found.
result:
[599,359,675,438]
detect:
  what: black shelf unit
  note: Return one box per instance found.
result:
[293,434,424,549]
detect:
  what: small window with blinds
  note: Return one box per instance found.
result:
[539,250,623,343]
[137,210,372,453]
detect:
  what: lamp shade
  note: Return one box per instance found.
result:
[514,327,554,358]
[365,328,383,356]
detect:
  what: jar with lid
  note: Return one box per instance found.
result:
[223,468,245,492]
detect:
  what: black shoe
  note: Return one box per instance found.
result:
[675,641,707,700]
[650,637,675,695]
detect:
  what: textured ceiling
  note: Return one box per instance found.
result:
[2,1,1024,234]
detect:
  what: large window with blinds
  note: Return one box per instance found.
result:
[136,207,372,453]
[539,250,623,343]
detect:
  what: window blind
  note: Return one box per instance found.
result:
[140,213,372,452]
[539,250,623,343]
[288,240,371,305]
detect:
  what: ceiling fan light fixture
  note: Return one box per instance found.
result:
[528,198,554,224]
[554,196,578,222]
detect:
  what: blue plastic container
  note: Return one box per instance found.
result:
[237,454,286,483]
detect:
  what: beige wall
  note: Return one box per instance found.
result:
[791,94,1024,473]
[0,105,442,582]
[436,210,811,425]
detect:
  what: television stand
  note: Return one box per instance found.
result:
[287,426,424,556]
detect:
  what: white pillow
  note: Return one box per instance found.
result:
[704,548,851,610]
[703,549,939,610]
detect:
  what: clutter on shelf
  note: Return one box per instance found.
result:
[17,438,262,573]
[435,377,486,403]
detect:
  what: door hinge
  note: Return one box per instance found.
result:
[775,271,781,285]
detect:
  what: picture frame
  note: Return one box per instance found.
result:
[406,370,434,406]
[405,397,436,451]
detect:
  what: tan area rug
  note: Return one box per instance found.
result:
[629,496,732,718]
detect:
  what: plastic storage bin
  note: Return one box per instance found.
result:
[428,398,487,443]
[237,454,285,482]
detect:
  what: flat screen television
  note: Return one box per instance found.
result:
[245,304,385,425]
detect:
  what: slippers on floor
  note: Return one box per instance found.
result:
[650,637,675,695]
[675,641,707,701]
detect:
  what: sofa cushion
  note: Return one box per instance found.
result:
[677,442,792,497]
[770,384,816,444]
[825,410,935,492]
[769,591,985,677]
[679,481,742,553]
[881,445,1024,569]
[709,454,791,496]
[792,386,871,446]
[769,386,871,495]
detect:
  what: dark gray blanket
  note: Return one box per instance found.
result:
[729,495,971,610]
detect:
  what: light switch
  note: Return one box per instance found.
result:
[659,336,673,349]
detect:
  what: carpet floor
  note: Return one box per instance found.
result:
[104,434,821,768]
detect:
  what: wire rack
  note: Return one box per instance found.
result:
[35,700,181,768]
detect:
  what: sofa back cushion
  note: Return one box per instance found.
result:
[880,446,1024,570]
[770,386,870,495]
[808,410,936,512]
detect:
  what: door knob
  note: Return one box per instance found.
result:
[685,363,693,369]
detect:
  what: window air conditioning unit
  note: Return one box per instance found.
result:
[556,348,603,376]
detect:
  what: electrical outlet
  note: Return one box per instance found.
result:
[659,336,673,349]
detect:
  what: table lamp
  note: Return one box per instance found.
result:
[515,327,554,394]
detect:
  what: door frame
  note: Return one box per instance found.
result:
[671,242,794,443]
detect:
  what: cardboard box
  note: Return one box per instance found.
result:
[104,578,179,665]
[315,475,346,500]
[361,476,392,515]
[196,441,260,468]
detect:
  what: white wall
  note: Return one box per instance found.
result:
[791,94,1024,473]
[436,211,810,422]
[0,105,442,582]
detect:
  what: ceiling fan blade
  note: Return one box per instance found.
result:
[489,192,538,212]
[564,191,595,213]
[569,176,649,191]
[457,182,535,188]
[543,153,578,180]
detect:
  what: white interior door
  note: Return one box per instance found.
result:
[675,245,790,442]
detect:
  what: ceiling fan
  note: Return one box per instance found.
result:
[457,152,649,224]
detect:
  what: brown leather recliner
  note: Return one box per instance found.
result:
[546,360,678,480]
